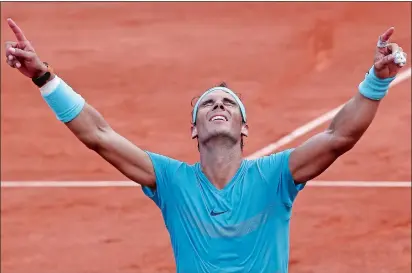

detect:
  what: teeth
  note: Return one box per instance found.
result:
[211,116,226,121]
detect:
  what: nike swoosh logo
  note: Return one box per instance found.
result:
[210,210,227,216]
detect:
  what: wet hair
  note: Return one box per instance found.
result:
[218,82,228,88]
[191,82,245,151]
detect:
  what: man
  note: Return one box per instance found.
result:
[4,18,407,273]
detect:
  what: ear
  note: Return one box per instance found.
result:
[191,124,198,139]
[241,123,249,137]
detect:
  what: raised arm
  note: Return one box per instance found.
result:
[289,27,407,184]
[4,18,156,188]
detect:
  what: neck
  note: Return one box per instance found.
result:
[199,139,243,190]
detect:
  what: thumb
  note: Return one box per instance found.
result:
[8,47,34,59]
[374,54,395,70]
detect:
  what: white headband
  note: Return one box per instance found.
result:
[192,87,247,124]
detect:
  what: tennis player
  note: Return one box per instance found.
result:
[5,18,407,273]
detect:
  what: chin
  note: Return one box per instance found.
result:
[203,129,238,143]
[209,127,232,136]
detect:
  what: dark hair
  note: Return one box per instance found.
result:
[192,81,245,151]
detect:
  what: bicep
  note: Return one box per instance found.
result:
[65,103,156,187]
[289,130,346,183]
[94,130,156,187]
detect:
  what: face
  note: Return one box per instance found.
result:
[191,90,248,147]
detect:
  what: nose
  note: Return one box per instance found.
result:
[213,101,225,110]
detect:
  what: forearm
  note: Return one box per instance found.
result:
[328,92,380,152]
[288,27,405,183]
[65,103,112,149]
[39,74,111,149]
[289,69,392,182]
[5,19,157,186]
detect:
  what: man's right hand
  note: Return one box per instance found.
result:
[4,19,158,190]
[5,18,48,79]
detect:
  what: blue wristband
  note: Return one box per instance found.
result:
[41,76,85,123]
[358,66,396,100]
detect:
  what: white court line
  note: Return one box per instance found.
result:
[1,180,410,188]
[307,181,411,188]
[0,181,138,188]
[246,67,412,159]
[2,68,410,189]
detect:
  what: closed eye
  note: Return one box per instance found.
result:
[201,99,214,107]
[223,98,237,106]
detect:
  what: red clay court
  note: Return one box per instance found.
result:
[1,2,411,273]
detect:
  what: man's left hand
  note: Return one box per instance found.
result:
[374,27,407,79]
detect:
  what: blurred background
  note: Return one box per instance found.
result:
[1,2,411,273]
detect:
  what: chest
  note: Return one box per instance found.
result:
[166,169,288,233]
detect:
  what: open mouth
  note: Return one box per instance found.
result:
[209,115,228,122]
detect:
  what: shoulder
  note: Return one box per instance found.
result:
[141,151,196,208]
[247,149,304,207]
[145,151,199,185]
[145,151,192,175]
[247,148,294,174]
[245,149,295,187]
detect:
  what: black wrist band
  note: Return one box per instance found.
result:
[32,62,52,87]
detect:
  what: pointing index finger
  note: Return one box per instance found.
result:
[7,18,28,42]
[379,27,395,43]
